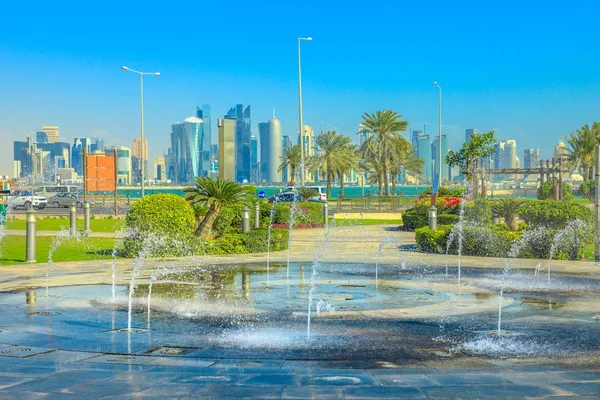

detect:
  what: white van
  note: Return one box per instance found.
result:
[280,186,326,201]
[34,185,80,197]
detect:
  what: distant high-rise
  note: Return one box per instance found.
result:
[266,116,283,183]
[72,138,92,176]
[132,137,148,182]
[431,135,449,183]
[196,105,212,176]
[523,148,540,169]
[224,104,251,182]
[358,126,370,146]
[554,140,568,158]
[299,125,314,182]
[170,116,204,184]
[258,122,269,182]
[42,126,60,143]
[251,135,258,182]
[465,128,479,143]
[153,156,166,181]
[415,133,432,182]
[218,118,236,181]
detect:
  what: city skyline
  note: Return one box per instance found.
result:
[1,1,599,177]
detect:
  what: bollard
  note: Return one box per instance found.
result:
[242,206,250,233]
[322,201,328,230]
[83,201,91,235]
[26,290,36,305]
[69,205,77,236]
[254,202,260,228]
[25,209,36,263]
[492,214,500,225]
[428,205,437,231]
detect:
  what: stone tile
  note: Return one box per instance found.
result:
[168,373,246,385]
[343,386,426,399]
[210,359,285,369]
[549,370,600,382]
[3,378,81,393]
[80,354,157,365]
[429,373,510,385]
[242,374,297,385]
[68,380,156,396]
[28,349,101,363]
[281,385,344,399]
[554,382,600,396]
[419,384,492,398]
[479,384,562,397]
[45,369,120,382]
[144,357,215,368]
[0,345,55,358]
[0,375,33,390]
[299,374,377,386]
[198,384,285,398]
[138,383,205,397]
[373,374,438,386]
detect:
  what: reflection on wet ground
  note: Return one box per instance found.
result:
[0,263,598,361]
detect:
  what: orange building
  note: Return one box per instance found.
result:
[85,152,116,192]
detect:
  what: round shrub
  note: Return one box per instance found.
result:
[579,180,594,201]
[519,200,593,229]
[536,181,573,201]
[124,194,196,257]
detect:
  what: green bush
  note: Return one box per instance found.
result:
[403,208,459,231]
[203,228,289,255]
[537,181,573,201]
[271,202,322,226]
[464,198,492,225]
[419,187,465,198]
[519,200,593,229]
[212,207,236,235]
[124,194,196,257]
[579,180,594,201]
[415,225,451,253]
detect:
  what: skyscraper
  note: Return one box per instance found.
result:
[299,125,314,182]
[224,104,251,182]
[72,138,92,176]
[266,116,283,183]
[196,105,212,176]
[170,116,204,183]
[431,134,449,183]
[465,128,479,143]
[218,118,236,181]
[523,148,540,169]
[132,137,148,182]
[153,156,166,181]
[42,126,60,143]
[415,133,432,182]
[251,135,258,182]
[258,122,269,182]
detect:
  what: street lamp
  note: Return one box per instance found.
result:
[122,66,160,198]
[298,37,312,187]
[433,82,442,189]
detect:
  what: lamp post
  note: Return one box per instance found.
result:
[433,82,442,189]
[122,66,160,198]
[297,37,312,187]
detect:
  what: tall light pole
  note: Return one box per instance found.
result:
[122,66,160,198]
[433,82,442,189]
[298,37,312,187]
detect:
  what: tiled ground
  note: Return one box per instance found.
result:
[0,348,599,398]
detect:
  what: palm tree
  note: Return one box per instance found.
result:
[183,177,247,237]
[311,130,352,198]
[359,110,409,195]
[563,122,600,180]
[491,197,526,231]
[278,144,301,185]
[338,144,359,199]
[297,187,319,202]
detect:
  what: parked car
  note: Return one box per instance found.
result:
[279,186,326,202]
[268,192,303,203]
[7,191,47,210]
[48,193,92,208]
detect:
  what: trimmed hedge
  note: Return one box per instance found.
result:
[519,200,593,229]
[402,209,459,231]
[203,228,289,255]
[124,194,196,257]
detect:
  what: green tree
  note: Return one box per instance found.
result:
[446,130,496,196]
[360,109,409,195]
[297,187,319,202]
[491,197,526,231]
[310,130,353,198]
[563,122,600,180]
[183,177,248,237]
[389,144,423,196]
[537,180,574,201]
[278,144,301,185]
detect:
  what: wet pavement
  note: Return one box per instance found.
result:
[1,224,600,398]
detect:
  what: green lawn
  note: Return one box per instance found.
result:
[5,218,124,233]
[328,218,402,226]
[572,198,593,206]
[0,235,120,265]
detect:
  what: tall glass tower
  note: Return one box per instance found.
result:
[196,105,211,176]
[225,104,251,182]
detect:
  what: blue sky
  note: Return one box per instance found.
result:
[1,0,599,176]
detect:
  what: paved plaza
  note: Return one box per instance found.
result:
[0,225,599,399]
